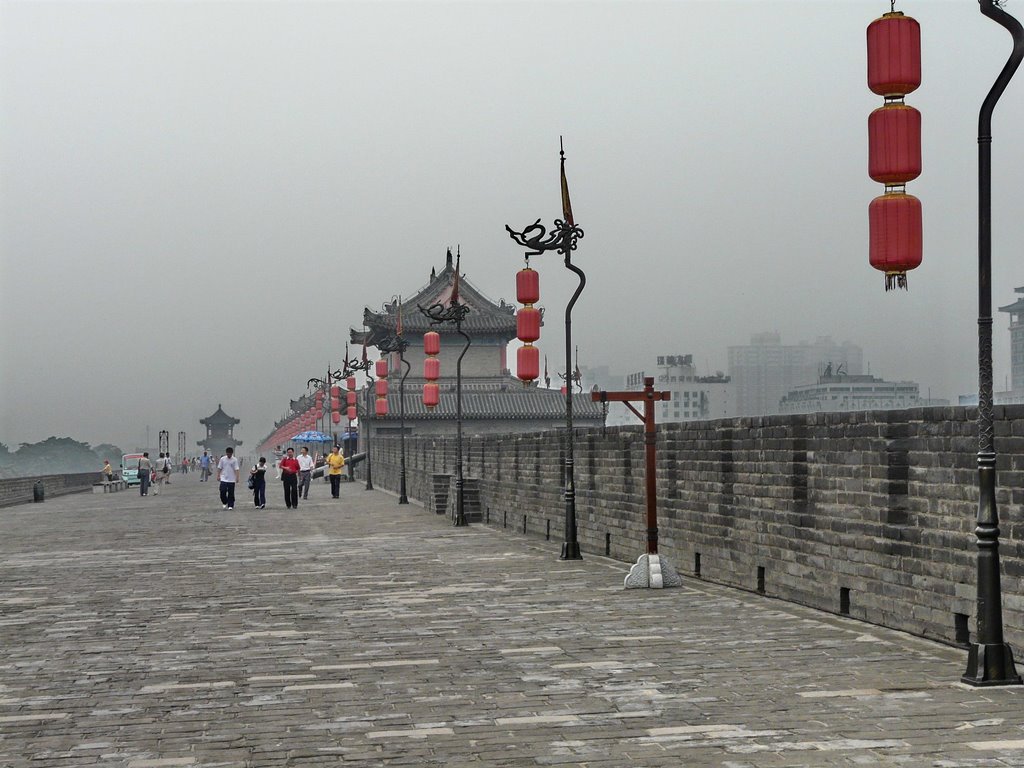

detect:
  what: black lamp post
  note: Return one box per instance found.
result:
[505,142,586,560]
[340,347,373,489]
[962,0,1024,687]
[307,364,344,449]
[377,312,411,504]
[419,252,471,527]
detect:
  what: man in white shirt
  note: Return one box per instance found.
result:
[216,447,241,510]
[297,446,315,500]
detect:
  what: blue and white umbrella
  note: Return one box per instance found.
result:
[291,430,333,443]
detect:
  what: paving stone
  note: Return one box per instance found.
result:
[1,480,1024,766]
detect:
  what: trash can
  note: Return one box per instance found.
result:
[32,481,44,503]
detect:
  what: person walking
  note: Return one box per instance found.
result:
[181,456,189,474]
[279,447,300,509]
[325,444,346,499]
[152,452,170,495]
[137,452,152,496]
[297,446,315,500]
[199,451,211,482]
[217,447,240,510]
[250,457,268,509]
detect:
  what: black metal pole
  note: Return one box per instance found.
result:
[963,0,1024,687]
[399,352,410,504]
[364,371,374,492]
[454,322,471,526]
[560,242,585,560]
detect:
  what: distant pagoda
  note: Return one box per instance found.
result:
[197,404,242,453]
[350,248,603,437]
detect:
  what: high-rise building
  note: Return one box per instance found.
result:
[625,354,734,422]
[999,286,1024,394]
[728,333,864,416]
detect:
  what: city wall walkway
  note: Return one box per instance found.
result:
[2,478,1024,767]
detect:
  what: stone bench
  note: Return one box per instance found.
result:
[92,480,127,494]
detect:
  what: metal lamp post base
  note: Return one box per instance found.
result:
[624,554,683,590]
[560,541,582,560]
[962,643,1022,687]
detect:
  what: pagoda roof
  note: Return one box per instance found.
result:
[200,404,240,426]
[370,388,604,421]
[999,287,1024,314]
[354,250,517,346]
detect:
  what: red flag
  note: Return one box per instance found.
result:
[560,138,574,226]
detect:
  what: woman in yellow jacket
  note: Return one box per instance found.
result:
[326,445,346,499]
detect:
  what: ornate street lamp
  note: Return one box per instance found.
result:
[419,250,471,527]
[961,0,1024,687]
[505,140,586,560]
[340,344,374,491]
[377,297,411,504]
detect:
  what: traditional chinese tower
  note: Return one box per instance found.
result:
[197,404,242,453]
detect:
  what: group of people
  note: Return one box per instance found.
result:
[215,445,346,510]
[133,452,175,496]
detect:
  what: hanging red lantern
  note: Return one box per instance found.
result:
[516,267,540,305]
[315,391,324,404]
[423,357,440,381]
[346,390,357,407]
[869,193,922,290]
[423,382,440,410]
[376,380,388,398]
[346,376,356,391]
[332,411,341,424]
[516,307,541,344]
[347,406,357,421]
[866,8,922,291]
[517,344,540,384]
[375,399,389,417]
[424,331,440,356]
[330,397,340,410]
[868,104,921,185]
[867,12,921,98]
[375,360,388,378]
[330,385,341,397]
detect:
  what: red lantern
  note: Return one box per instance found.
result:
[423,357,440,381]
[375,399,389,417]
[346,376,356,391]
[315,391,324,404]
[423,382,440,410]
[375,380,388,397]
[869,193,922,290]
[516,307,541,343]
[347,391,357,407]
[867,12,921,98]
[330,397,340,410]
[517,344,540,384]
[332,411,341,424]
[375,360,388,378]
[868,104,921,185]
[347,406,357,421]
[516,267,540,305]
[330,385,341,397]
[424,331,440,356]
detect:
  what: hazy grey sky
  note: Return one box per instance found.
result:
[3,0,1023,452]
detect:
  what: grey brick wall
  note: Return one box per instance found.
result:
[0,472,99,508]
[366,405,1024,649]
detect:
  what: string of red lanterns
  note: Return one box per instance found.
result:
[867,6,922,291]
[375,359,390,416]
[423,330,440,410]
[515,264,540,384]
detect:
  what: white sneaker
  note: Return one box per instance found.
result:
[222,504,227,510]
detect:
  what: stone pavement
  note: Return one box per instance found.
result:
[2,478,1024,767]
